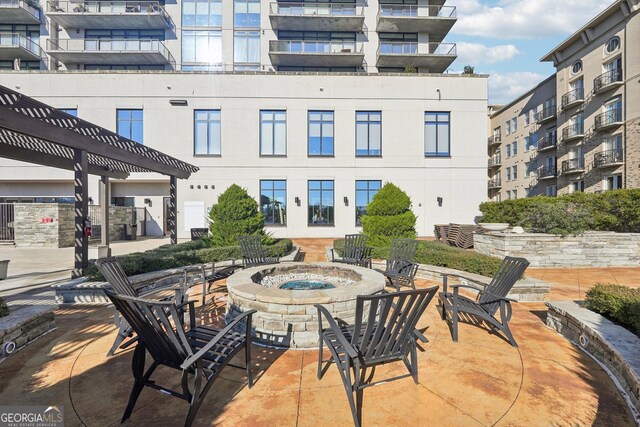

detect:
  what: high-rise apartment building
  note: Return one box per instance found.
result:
[0,1,489,240]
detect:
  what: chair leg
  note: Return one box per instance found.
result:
[317,337,324,380]
[452,305,459,342]
[341,363,360,427]
[440,297,447,321]
[410,343,419,384]
[122,343,150,422]
[107,322,131,357]
[501,321,518,347]
[245,342,253,388]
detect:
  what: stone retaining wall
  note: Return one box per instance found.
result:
[13,203,74,248]
[475,231,640,267]
[0,306,56,360]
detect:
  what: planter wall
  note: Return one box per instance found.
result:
[475,231,640,267]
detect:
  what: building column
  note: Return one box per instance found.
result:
[169,175,177,244]
[99,175,111,258]
[72,149,89,278]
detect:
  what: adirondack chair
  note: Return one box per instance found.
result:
[182,261,244,305]
[373,238,420,291]
[316,286,439,427]
[96,257,185,356]
[237,235,280,268]
[104,290,255,427]
[439,256,530,346]
[330,234,372,268]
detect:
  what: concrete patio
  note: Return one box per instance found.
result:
[0,238,637,426]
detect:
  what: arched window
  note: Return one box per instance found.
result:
[605,37,620,54]
[571,60,583,75]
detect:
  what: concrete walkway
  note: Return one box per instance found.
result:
[0,238,637,426]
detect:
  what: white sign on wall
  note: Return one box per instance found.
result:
[184,201,206,232]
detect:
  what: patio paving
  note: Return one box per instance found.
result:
[0,238,637,426]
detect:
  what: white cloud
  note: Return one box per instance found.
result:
[455,42,520,66]
[488,71,547,104]
[452,0,615,39]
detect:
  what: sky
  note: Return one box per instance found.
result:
[445,0,617,104]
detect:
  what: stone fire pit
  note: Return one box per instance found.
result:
[225,262,385,348]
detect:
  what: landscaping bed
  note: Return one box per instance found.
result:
[585,284,640,336]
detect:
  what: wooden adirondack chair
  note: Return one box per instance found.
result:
[439,256,530,346]
[105,290,255,427]
[374,238,420,291]
[237,235,280,268]
[330,234,372,268]
[316,286,439,427]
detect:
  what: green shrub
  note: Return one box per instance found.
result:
[209,184,266,246]
[361,183,417,246]
[527,201,593,235]
[585,284,640,335]
[0,297,8,318]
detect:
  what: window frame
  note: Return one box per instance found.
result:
[116,109,143,144]
[308,110,335,157]
[355,180,381,226]
[260,179,287,226]
[604,37,620,55]
[259,110,287,156]
[308,180,335,226]
[355,111,382,157]
[424,111,451,157]
[193,109,221,157]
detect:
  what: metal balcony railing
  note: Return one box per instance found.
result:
[594,68,623,94]
[561,158,585,174]
[488,178,502,188]
[269,2,363,16]
[46,1,170,22]
[594,149,624,168]
[562,123,584,141]
[46,38,174,63]
[488,155,502,167]
[378,4,456,18]
[561,88,584,108]
[269,40,363,54]
[0,32,42,57]
[0,0,41,20]
[538,166,557,179]
[594,107,623,130]
[488,135,501,146]
[377,41,456,56]
[535,105,556,123]
[538,135,557,151]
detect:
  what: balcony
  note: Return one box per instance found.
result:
[488,155,502,168]
[268,40,364,67]
[0,0,40,24]
[376,5,456,43]
[488,178,502,189]
[594,108,623,132]
[537,135,557,152]
[535,105,556,124]
[46,38,175,66]
[488,135,501,147]
[594,69,623,94]
[561,124,584,143]
[538,166,557,180]
[0,33,42,61]
[268,2,364,32]
[561,158,585,175]
[46,1,171,29]
[561,88,584,110]
[594,149,624,168]
[376,42,456,72]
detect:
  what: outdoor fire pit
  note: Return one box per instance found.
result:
[225,262,385,348]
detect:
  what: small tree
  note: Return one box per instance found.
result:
[0,297,8,318]
[463,65,475,75]
[361,183,417,246]
[208,184,265,246]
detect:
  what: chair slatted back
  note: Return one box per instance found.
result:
[352,287,438,364]
[96,257,137,297]
[342,234,368,260]
[238,235,267,267]
[105,290,192,368]
[478,256,530,315]
[386,238,419,272]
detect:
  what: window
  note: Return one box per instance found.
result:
[260,110,286,156]
[506,120,511,135]
[194,110,221,155]
[512,165,518,180]
[260,180,287,225]
[512,141,518,156]
[308,111,334,156]
[572,181,585,193]
[234,0,260,27]
[61,108,77,117]
[182,0,222,27]
[356,111,382,156]
[506,167,511,181]
[524,111,530,126]
[527,160,538,177]
[308,180,334,226]
[529,109,536,125]
[511,117,517,132]
[605,175,623,191]
[234,30,260,67]
[603,134,623,152]
[512,189,518,200]
[355,180,381,226]
[525,134,538,151]
[605,37,620,54]
[545,185,557,197]
[571,60,583,75]
[182,30,222,69]
[506,190,511,200]
[117,109,143,144]
[506,144,511,158]
[424,112,450,157]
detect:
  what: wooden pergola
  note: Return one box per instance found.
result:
[0,85,199,278]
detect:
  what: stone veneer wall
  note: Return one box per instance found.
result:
[0,306,56,361]
[475,231,640,267]
[625,117,640,188]
[14,203,74,248]
[107,207,135,242]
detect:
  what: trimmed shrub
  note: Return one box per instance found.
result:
[361,183,417,246]
[585,284,640,335]
[526,201,593,235]
[0,296,8,318]
[209,184,266,246]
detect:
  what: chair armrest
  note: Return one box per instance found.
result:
[315,304,358,359]
[442,273,489,288]
[449,284,483,293]
[180,309,256,370]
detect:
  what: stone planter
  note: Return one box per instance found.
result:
[0,260,9,280]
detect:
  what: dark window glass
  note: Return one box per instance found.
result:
[355,180,381,225]
[308,180,334,225]
[260,180,287,225]
[308,111,334,156]
[117,109,143,144]
[424,112,450,156]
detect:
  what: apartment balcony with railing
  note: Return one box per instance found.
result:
[538,165,557,180]
[488,135,501,147]
[561,88,584,110]
[268,2,364,32]
[594,149,624,168]
[594,69,623,94]
[268,40,364,67]
[376,41,456,72]
[561,123,584,143]
[0,33,42,61]
[537,135,557,152]
[488,177,502,189]
[0,0,40,24]
[594,107,623,132]
[561,158,585,175]
[46,1,171,29]
[488,153,502,168]
[46,38,175,66]
[535,105,556,124]
[376,4,456,43]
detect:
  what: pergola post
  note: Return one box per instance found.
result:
[169,175,177,244]
[99,175,111,258]
[72,149,89,278]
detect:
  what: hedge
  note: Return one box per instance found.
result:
[334,239,503,277]
[84,238,293,281]
[585,284,640,336]
[479,189,640,234]
[0,297,8,318]
[361,183,417,246]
